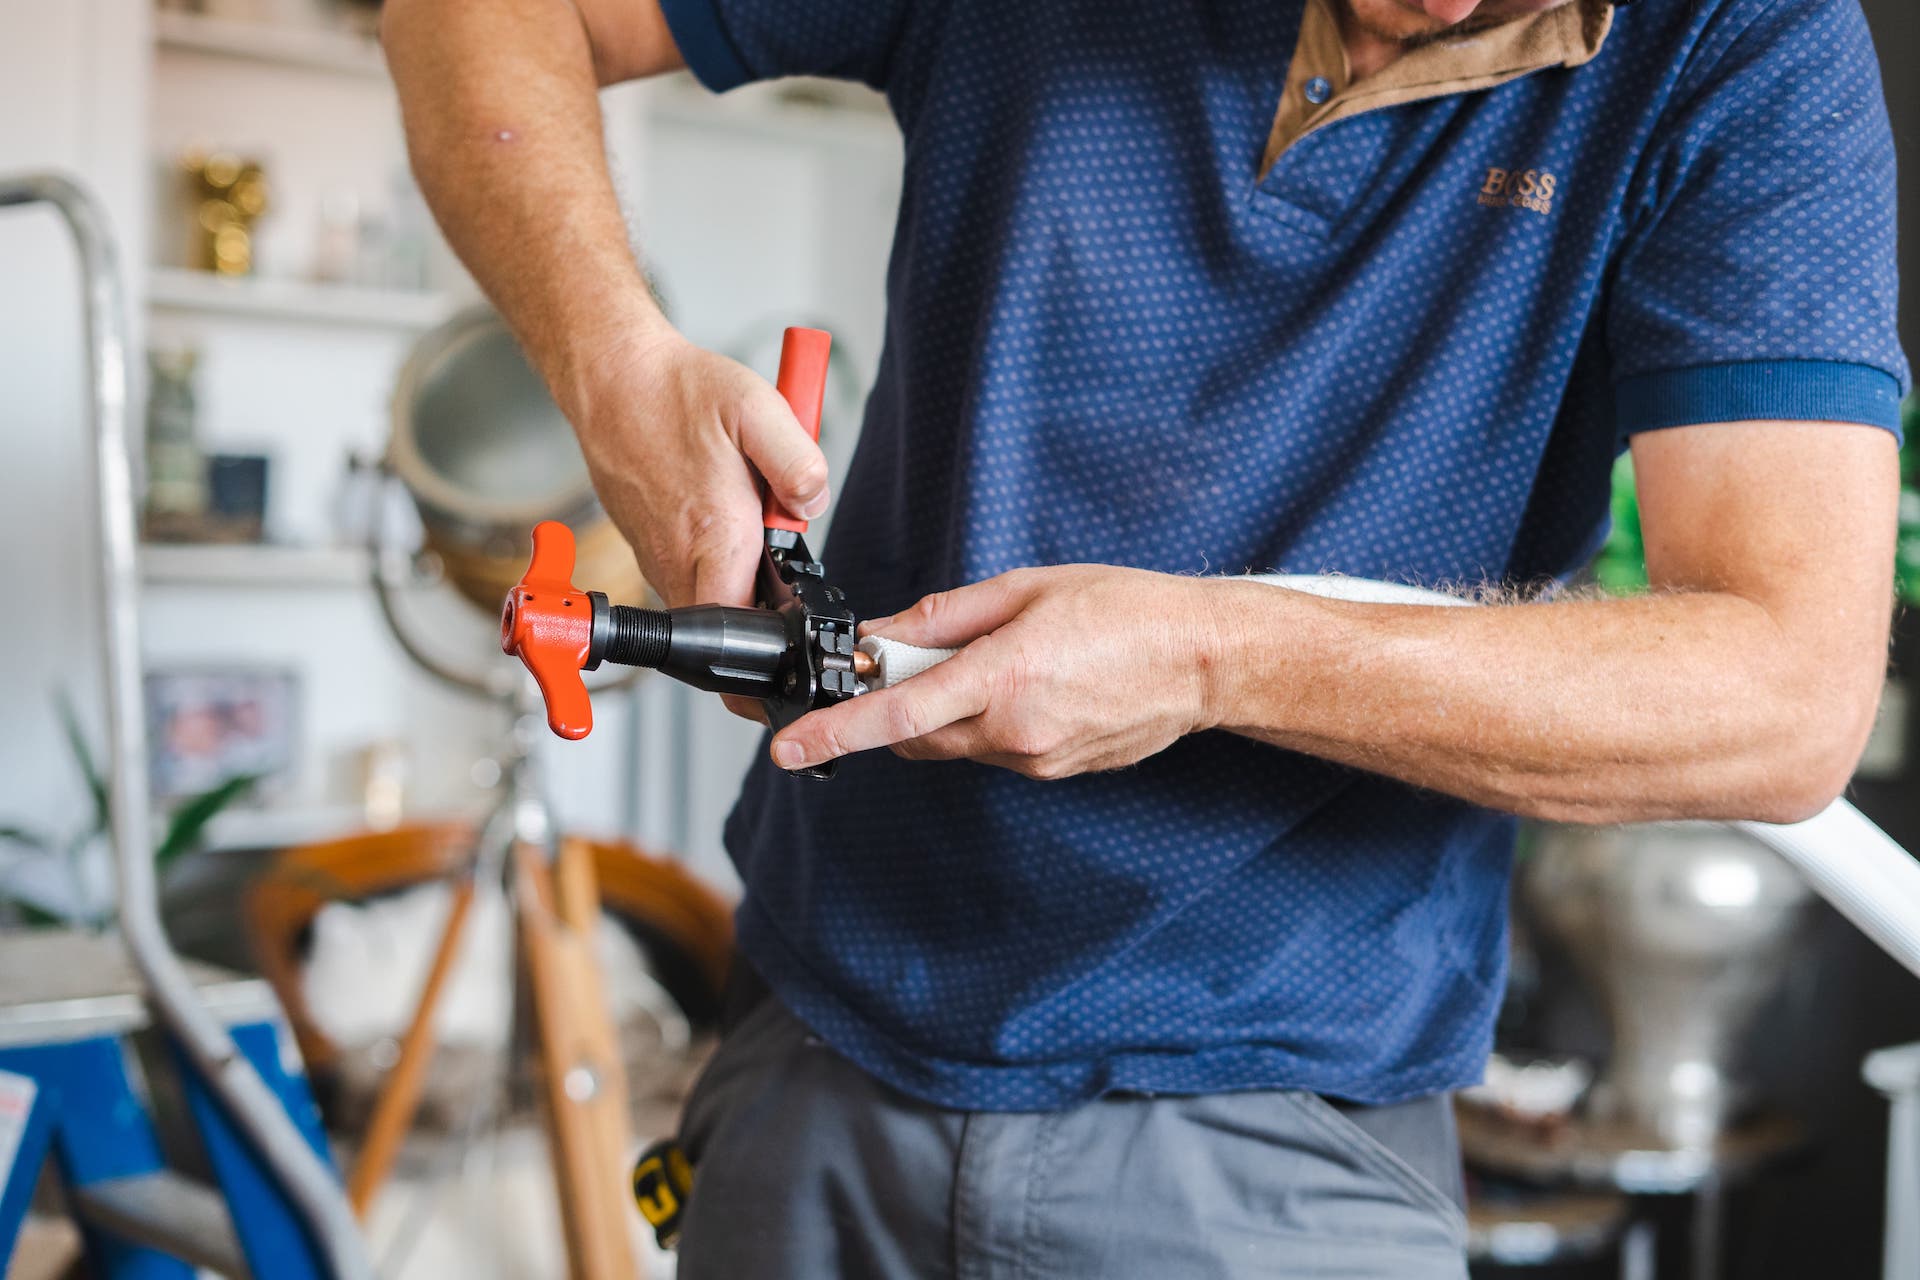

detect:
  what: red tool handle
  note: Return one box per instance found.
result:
[500,520,595,740]
[761,326,833,534]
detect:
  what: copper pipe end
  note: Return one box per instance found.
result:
[851,648,877,677]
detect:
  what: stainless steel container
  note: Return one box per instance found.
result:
[386,305,647,613]
[1523,822,1815,1150]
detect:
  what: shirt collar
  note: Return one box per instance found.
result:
[1263,0,1615,176]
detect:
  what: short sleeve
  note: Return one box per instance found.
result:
[660,0,916,94]
[1607,0,1909,437]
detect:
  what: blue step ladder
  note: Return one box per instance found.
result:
[0,931,335,1279]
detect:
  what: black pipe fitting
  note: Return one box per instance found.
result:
[585,592,791,701]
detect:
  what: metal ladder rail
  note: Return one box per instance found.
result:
[0,170,374,1280]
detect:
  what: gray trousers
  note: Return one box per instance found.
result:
[674,990,1469,1279]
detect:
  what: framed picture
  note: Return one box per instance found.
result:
[145,667,299,800]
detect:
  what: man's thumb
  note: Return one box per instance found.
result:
[738,394,830,525]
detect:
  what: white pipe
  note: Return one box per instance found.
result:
[1737,806,1920,983]
[859,572,1920,981]
[1865,1043,1920,1279]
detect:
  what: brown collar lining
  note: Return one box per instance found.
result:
[1262,0,1615,178]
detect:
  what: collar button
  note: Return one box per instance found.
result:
[1304,76,1333,105]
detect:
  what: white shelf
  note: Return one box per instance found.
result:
[153,9,386,79]
[148,267,452,331]
[141,542,371,588]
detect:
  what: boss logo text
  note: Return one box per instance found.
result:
[1478,167,1557,216]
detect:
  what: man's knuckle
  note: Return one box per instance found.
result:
[784,454,828,494]
[885,697,929,742]
[1013,755,1057,781]
[1004,724,1049,758]
[1003,566,1044,596]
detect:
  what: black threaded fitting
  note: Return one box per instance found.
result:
[603,605,672,669]
[592,601,787,698]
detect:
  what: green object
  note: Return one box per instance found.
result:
[0,691,257,927]
[143,347,207,521]
[1594,452,1648,594]
[1899,394,1918,496]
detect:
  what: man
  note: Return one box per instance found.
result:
[383,0,1907,1272]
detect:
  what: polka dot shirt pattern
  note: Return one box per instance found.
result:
[656,0,1911,1109]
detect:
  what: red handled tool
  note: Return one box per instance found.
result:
[501,326,870,778]
[762,326,831,534]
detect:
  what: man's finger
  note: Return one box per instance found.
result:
[861,573,1032,648]
[735,390,830,524]
[722,694,768,725]
[890,718,990,762]
[770,657,988,769]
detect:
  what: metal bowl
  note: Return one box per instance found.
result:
[386,306,647,613]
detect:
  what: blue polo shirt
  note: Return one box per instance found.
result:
[659,0,1909,1109]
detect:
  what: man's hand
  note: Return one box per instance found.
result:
[571,328,828,722]
[772,422,1897,828]
[769,565,1231,778]
[574,329,829,611]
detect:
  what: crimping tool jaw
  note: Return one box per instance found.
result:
[756,529,865,779]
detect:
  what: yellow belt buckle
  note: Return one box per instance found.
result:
[631,1139,695,1250]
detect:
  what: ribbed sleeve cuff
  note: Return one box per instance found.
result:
[659,0,756,93]
[1615,360,1906,440]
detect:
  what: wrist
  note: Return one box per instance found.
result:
[555,291,681,432]
[1189,578,1260,732]
[1192,577,1328,735]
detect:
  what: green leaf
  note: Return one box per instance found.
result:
[55,690,110,837]
[154,775,259,872]
[0,824,54,853]
[11,900,65,928]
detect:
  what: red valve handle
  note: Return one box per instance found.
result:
[762,327,833,534]
[500,520,595,740]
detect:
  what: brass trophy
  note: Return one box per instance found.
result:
[182,150,268,276]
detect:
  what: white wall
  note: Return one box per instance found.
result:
[0,8,641,862]
[0,0,150,848]
[0,7,902,899]
[626,80,904,884]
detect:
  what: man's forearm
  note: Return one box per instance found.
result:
[385,0,836,619]
[382,0,668,420]
[770,423,1896,794]
[1205,583,1886,826]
